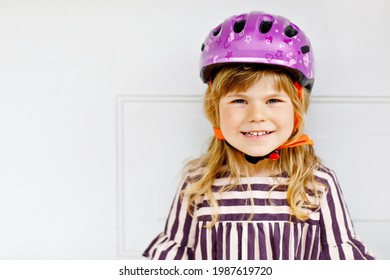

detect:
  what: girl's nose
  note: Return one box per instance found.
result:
[248,103,267,122]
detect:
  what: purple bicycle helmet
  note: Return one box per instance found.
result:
[200,11,315,92]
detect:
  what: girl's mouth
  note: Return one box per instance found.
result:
[242,131,273,137]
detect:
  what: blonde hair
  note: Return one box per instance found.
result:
[183,65,324,226]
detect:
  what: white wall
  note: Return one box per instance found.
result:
[0,0,389,259]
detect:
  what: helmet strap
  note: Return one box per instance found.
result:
[243,134,314,164]
[213,127,225,140]
[244,150,280,164]
[294,81,303,100]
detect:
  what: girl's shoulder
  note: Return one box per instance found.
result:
[313,163,339,187]
[181,162,207,183]
[314,163,332,174]
[182,160,230,179]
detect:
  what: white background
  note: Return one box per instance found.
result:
[0,0,389,259]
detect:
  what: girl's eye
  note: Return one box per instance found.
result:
[267,99,281,104]
[232,99,247,104]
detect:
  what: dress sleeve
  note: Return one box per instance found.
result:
[143,176,198,260]
[317,167,375,259]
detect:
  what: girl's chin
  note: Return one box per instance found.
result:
[228,143,278,157]
[242,150,274,157]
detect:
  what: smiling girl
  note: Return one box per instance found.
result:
[143,11,374,260]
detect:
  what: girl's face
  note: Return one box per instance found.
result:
[219,75,295,157]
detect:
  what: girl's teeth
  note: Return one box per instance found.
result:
[245,131,269,136]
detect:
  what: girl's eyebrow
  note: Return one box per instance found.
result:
[226,91,288,99]
[225,92,248,98]
[266,92,289,99]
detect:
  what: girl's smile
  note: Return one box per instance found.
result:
[219,75,294,157]
[242,130,274,137]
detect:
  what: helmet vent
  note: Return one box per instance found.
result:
[212,26,222,36]
[201,43,205,51]
[284,25,298,37]
[301,45,310,54]
[259,21,273,34]
[233,20,246,33]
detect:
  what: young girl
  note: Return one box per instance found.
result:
[143,11,374,260]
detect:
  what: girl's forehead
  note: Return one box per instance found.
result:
[225,76,287,96]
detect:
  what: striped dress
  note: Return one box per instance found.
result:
[143,165,374,260]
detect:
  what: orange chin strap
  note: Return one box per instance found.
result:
[213,127,225,140]
[294,81,303,100]
[277,134,314,149]
[267,134,314,160]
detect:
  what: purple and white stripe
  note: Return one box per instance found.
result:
[143,165,374,260]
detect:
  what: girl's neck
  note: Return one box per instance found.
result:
[237,155,281,177]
